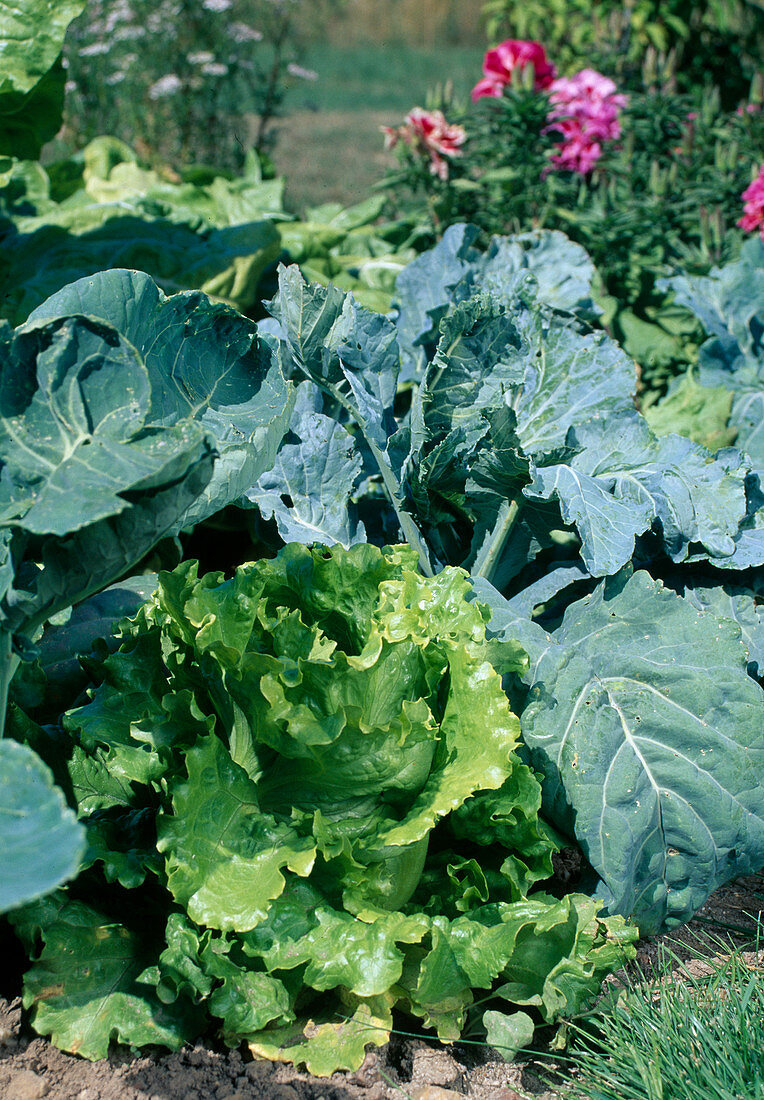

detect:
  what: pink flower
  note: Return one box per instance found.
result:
[545,68,627,174]
[471,39,556,101]
[383,107,466,181]
[738,165,764,238]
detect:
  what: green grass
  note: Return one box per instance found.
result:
[553,930,764,1100]
[291,42,483,113]
[273,41,483,212]
[272,108,398,214]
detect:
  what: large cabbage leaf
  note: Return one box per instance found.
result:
[0,740,85,912]
[0,265,293,644]
[0,307,214,640]
[500,570,764,933]
[27,268,294,534]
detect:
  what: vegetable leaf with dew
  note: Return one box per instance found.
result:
[246,382,366,549]
[517,570,764,934]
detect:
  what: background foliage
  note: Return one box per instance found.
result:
[382,74,764,396]
[483,0,764,105]
[62,0,340,171]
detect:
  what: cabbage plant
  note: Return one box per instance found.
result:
[252,224,764,936]
[0,267,293,913]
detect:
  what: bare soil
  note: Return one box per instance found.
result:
[1,872,761,1100]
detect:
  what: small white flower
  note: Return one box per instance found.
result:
[287,62,318,81]
[202,62,229,76]
[105,71,126,85]
[202,0,232,11]
[187,50,215,64]
[79,41,111,57]
[148,73,183,99]
[146,9,178,31]
[104,2,134,33]
[113,24,146,41]
[228,21,263,42]
[65,80,78,93]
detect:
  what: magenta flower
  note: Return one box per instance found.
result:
[738,165,764,239]
[383,108,466,181]
[471,39,556,101]
[545,68,627,174]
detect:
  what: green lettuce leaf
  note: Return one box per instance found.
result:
[248,999,393,1077]
[158,732,316,932]
[0,0,85,157]
[11,895,201,1059]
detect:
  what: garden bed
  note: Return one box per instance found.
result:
[1,873,760,1100]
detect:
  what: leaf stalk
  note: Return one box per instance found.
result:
[0,629,20,740]
[473,497,523,582]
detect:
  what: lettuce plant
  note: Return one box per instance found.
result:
[10,542,634,1066]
